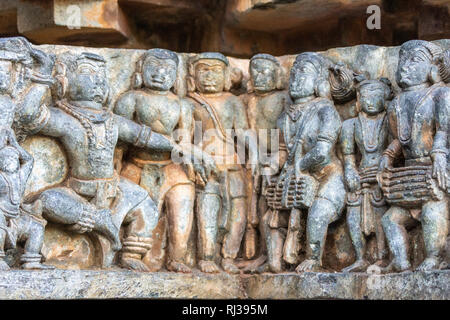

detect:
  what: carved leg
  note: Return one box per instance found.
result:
[374,205,388,263]
[0,213,9,271]
[342,206,369,272]
[39,187,121,250]
[417,199,449,271]
[261,209,286,273]
[296,198,338,273]
[221,197,247,274]
[165,184,195,273]
[381,206,414,272]
[19,211,54,270]
[121,194,158,272]
[197,189,220,273]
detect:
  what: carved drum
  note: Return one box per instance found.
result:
[265,173,318,210]
[379,165,445,207]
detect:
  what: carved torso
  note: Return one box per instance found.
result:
[245,91,287,152]
[46,104,119,180]
[354,112,388,169]
[388,84,447,161]
[278,98,341,172]
[190,92,248,159]
[118,90,183,161]
[0,171,22,218]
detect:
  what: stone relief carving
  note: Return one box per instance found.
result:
[0,36,447,276]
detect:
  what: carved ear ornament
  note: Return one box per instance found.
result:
[437,49,450,83]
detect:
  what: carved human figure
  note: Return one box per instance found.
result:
[340,77,392,272]
[378,40,449,272]
[114,49,215,273]
[187,52,258,273]
[0,37,54,270]
[18,51,184,272]
[241,53,287,266]
[264,52,346,272]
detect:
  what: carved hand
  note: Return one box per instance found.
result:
[27,46,55,76]
[431,152,448,190]
[344,167,361,192]
[378,154,393,172]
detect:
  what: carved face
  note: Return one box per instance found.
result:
[250,59,277,92]
[396,49,431,88]
[194,59,226,94]
[0,147,19,173]
[67,58,109,103]
[0,60,12,93]
[358,84,385,116]
[142,56,177,91]
[289,61,317,100]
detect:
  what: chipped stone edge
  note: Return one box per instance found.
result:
[0,269,448,300]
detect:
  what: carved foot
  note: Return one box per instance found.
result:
[221,258,240,274]
[295,259,322,273]
[416,257,440,271]
[341,259,370,273]
[95,209,122,252]
[120,257,150,272]
[167,260,192,273]
[22,262,55,270]
[0,260,10,271]
[240,255,267,274]
[198,260,220,273]
[268,260,283,273]
[380,260,411,274]
[254,262,270,274]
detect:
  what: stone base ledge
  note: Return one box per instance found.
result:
[0,270,448,300]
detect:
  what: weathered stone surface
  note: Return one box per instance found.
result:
[0,270,447,299]
[0,270,246,299]
[243,270,450,300]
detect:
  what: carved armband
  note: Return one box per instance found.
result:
[317,133,335,144]
[122,236,152,259]
[134,125,152,148]
[382,139,402,159]
[430,148,448,157]
[21,104,50,135]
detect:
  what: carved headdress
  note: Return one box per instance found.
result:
[131,48,180,92]
[53,51,109,105]
[187,52,233,92]
[292,52,333,98]
[248,53,285,92]
[399,40,450,84]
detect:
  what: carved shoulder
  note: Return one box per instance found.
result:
[114,90,139,120]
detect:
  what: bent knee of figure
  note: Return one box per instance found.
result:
[316,177,346,215]
[421,205,448,226]
[381,207,410,227]
[38,187,88,222]
[310,197,341,222]
[125,195,159,237]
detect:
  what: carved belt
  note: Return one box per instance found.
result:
[0,203,20,219]
[130,156,173,169]
[68,173,119,209]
